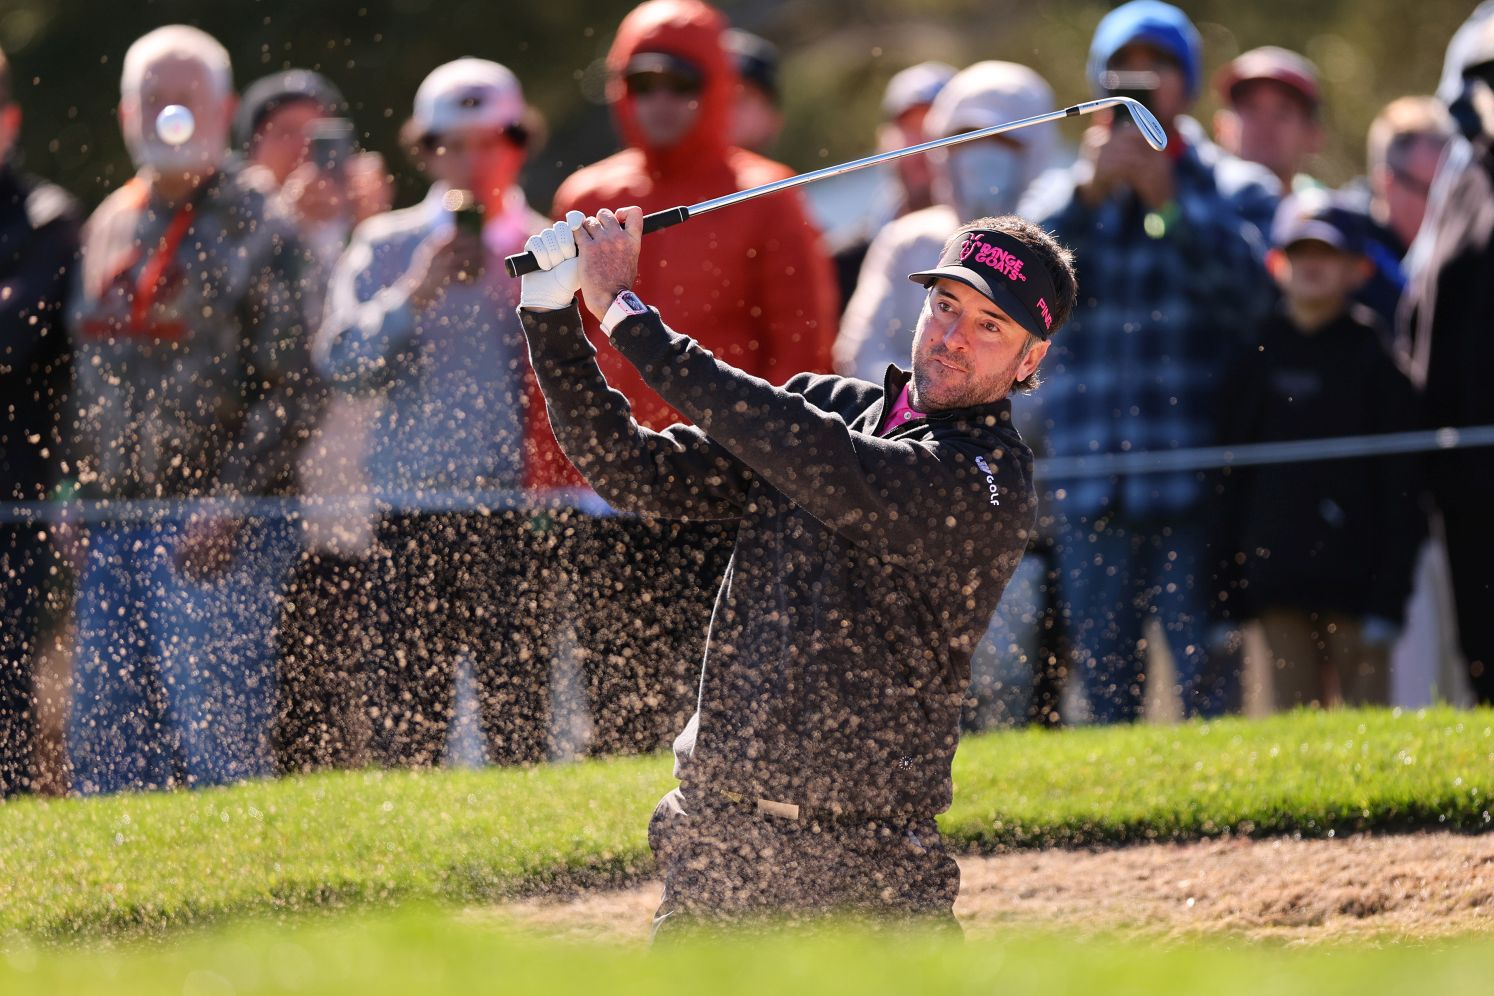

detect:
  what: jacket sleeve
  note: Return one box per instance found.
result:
[315,229,420,394]
[608,306,1034,568]
[217,220,318,496]
[752,189,839,381]
[519,303,752,520]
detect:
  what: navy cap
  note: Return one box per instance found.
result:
[1271,191,1368,254]
[908,229,1061,339]
[725,29,780,104]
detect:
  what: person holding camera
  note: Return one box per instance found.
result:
[237,70,392,313]
[315,59,553,768]
[235,69,397,773]
[1018,0,1279,723]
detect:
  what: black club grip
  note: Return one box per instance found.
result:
[503,205,692,278]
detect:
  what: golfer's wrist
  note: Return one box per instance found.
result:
[599,288,648,334]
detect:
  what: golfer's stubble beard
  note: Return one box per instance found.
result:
[909,336,1020,412]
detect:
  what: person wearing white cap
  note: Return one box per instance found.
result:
[315,58,555,769]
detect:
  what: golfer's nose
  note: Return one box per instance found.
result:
[942,316,973,353]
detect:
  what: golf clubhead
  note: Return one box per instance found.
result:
[1117,97,1168,151]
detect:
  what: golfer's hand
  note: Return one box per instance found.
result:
[518,211,586,311]
[578,207,643,322]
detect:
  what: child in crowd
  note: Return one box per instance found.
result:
[1218,190,1424,710]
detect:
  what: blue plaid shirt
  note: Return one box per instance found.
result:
[1019,122,1279,522]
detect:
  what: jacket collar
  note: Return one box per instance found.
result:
[875,364,1015,435]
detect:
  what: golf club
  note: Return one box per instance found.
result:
[505,94,1165,278]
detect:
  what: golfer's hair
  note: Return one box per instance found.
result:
[943,215,1078,393]
[121,25,233,101]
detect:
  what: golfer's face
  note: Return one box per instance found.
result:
[910,280,1037,410]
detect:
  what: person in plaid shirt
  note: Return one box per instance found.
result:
[1018,1,1278,723]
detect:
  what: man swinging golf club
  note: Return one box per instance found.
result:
[517,203,1077,934]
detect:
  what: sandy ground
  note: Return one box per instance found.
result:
[483,832,1494,944]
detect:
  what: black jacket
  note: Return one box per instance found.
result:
[0,166,80,503]
[1398,134,1494,521]
[520,303,1036,818]
[1217,306,1423,623]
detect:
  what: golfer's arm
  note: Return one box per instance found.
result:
[518,303,751,520]
[610,308,1032,564]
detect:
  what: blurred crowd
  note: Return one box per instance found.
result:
[2,0,1492,798]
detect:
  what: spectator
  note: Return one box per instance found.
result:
[1437,1,1494,140]
[237,70,393,307]
[1368,98,1456,255]
[836,61,1058,380]
[316,58,553,767]
[1218,192,1422,710]
[0,43,80,798]
[67,26,314,793]
[1398,43,1494,706]
[1019,0,1278,722]
[880,61,960,217]
[527,0,838,755]
[1347,96,1455,328]
[830,61,958,305]
[236,69,395,773]
[725,28,782,155]
[1212,46,1324,193]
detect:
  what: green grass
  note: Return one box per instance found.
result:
[4,907,1494,996]
[1,708,1490,941]
[946,707,1494,847]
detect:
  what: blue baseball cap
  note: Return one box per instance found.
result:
[1088,1,1202,100]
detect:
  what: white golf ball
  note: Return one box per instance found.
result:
[155,104,196,146]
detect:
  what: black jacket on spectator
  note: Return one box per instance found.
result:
[1217,305,1423,623]
[1398,131,1494,702]
[1399,134,1494,522]
[520,302,1036,818]
[0,165,79,503]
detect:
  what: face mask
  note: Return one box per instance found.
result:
[124,102,227,177]
[944,143,1026,220]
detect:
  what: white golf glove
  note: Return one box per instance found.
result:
[518,210,586,311]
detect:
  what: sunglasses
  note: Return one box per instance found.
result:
[625,72,700,98]
[1388,165,1432,199]
[421,123,529,154]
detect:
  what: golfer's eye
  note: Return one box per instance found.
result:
[937,300,954,314]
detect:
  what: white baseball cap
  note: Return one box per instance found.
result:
[413,58,525,137]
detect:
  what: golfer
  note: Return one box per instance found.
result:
[517,205,1077,934]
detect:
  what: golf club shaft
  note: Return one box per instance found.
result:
[505,95,1163,278]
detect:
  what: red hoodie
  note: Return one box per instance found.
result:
[525,0,839,490]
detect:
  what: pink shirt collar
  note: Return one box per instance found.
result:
[877,384,926,436]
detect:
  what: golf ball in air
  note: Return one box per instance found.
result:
[155,104,195,146]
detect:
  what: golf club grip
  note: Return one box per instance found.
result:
[502,206,692,278]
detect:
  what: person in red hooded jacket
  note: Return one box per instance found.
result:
[528,0,838,757]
